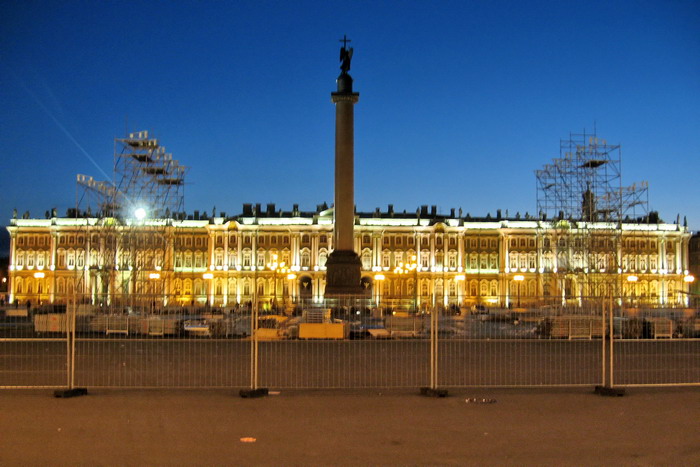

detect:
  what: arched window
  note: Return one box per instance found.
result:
[543,282,551,297]
[361,249,372,270]
[194,279,204,296]
[301,249,311,268]
[480,280,488,296]
[509,253,518,270]
[489,253,498,269]
[318,249,328,268]
[470,280,478,296]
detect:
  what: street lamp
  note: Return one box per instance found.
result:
[148,272,162,313]
[267,254,289,311]
[626,275,638,307]
[374,274,385,308]
[513,274,524,308]
[394,255,418,312]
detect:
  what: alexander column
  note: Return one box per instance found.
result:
[325,36,364,296]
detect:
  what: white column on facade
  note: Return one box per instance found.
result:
[292,234,299,268]
[236,232,242,269]
[374,235,381,269]
[457,232,464,271]
[311,235,319,268]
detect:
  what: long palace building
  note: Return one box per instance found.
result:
[6,204,694,310]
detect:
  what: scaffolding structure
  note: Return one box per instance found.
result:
[536,131,648,222]
[534,130,650,306]
[73,131,187,310]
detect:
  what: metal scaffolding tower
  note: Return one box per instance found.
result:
[536,130,648,222]
[74,131,187,310]
[534,130,650,307]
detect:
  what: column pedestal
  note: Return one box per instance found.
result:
[325,250,364,296]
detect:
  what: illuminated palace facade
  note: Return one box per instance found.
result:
[6,204,694,309]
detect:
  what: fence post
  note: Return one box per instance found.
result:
[54,299,87,398]
[421,304,447,397]
[595,295,624,396]
[241,289,267,398]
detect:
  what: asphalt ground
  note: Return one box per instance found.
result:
[1,387,699,466]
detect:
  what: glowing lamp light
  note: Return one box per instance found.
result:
[33,272,46,279]
[148,273,160,280]
[513,274,525,281]
[627,275,638,282]
[134,207,147,220]
[374,274,385,281]
[202,273,214,280]
[455,275,465,281]
[684,275,695,283]
[287,273,297,280]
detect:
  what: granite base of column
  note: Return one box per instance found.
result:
[324,250,366,297]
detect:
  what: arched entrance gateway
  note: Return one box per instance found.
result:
[360,276,373,293]
[298,275,313,301]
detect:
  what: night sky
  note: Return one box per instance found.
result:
[1,0,698,246]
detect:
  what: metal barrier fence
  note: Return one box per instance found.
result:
[1,295,698,391]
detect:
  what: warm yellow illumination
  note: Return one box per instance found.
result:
[375,274,385,281]
[287,273,297,280]
[684,275,695,283]
[455,275,465,281]
[513,274,525,281]
[33,272,45,279]
[202,272,214,280]
[148,273,160,280]
[394,255,418,275]
[627,275,638,282]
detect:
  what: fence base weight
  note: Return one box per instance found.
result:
[594,385,625,397]
[54,388,88,398]
[240,388,269,398]
[420,387,449,397]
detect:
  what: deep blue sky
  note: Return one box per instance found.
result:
[1,0,699,235]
